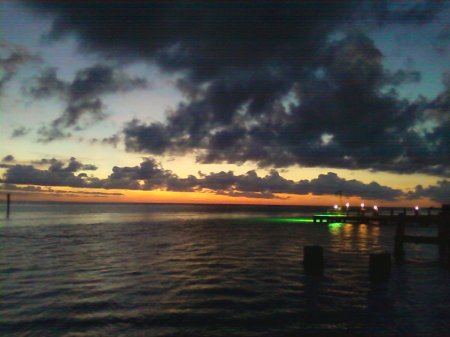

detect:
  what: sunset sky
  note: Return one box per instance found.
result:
[1,0,449,206]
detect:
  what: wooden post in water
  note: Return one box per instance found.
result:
[394,214,405,261]
[369,252,391,282]
[6,193,11,219]
[303,245,324,276]
[438,205,450,267]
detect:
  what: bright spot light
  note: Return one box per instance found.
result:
[374,205,378,211]
[361,203,365,209]
[334,204,338,210]
[415,206,419,211]
[345,202,350,208]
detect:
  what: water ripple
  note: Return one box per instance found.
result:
[1,216,449,337]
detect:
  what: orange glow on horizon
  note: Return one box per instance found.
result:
[0,184,440,207]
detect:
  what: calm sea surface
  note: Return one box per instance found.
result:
[1,203,449,336]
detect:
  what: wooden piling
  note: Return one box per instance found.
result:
[303,245,324,276]
[6,193,11,219]
[394,214,405,261]
[438,208,450,267]
[369,252,391,282]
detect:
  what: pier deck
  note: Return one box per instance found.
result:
[312,214,440,226]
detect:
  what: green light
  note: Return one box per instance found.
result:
[260,217,314,223]
[314,213,347,217]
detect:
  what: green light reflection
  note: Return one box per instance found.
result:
[328,222,344,228]
[328,222,345,235]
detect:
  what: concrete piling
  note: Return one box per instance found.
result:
[303,245,324,276]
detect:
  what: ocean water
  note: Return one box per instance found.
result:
[1,203,449,337]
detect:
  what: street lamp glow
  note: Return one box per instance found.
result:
[334,204,339,210]
[414,206,419,211]
[361,203,365,209]
[373,205,378,211]
[345,202,350,209]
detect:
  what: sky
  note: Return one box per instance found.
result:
[0,0,449,207]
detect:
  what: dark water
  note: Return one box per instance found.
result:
[1,203,449,336]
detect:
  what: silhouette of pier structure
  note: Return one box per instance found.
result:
[312,205,450,266]
[313,211,439,226]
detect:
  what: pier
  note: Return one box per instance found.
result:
[312,205,450,266]
[313,213,442,226]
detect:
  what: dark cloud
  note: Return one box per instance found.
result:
[2,157,403,200]
[367,0,445,24]
[0,40,39,94]
[25,1,445,73]
[1,157,97,187]
[25,64,148,141]
[37,125,71,142]
[120,32,449,177]
[434,24,450,53]
[3,164,87,187]
[11,126,31,138]
[35,157,97,172]
[407,180,450,204]
[25,67,65,99]
[2,155,15,162]
[90,134,121,147]
[124,120,171,155]
[0,184,124,197]
[197,170,402,200]
[11,1,450,175]
[90,158,173,190]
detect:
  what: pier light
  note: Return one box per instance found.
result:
[373,205,379,216]
[361,203,365,209]
[334,204,338,210]
[414,205,419,216]
[345,202,350,209]
[414,206,419,211]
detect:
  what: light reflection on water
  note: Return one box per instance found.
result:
[0,204,449,336]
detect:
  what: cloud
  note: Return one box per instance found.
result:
[407,180,450,204]
[25,64,148,141]
[25,1,445,73]
[124,120,171,155]
[3,164,86,187]
[1,157,97,187]
[2,155,15,162]
[0,40,40,95]
[0,184,124,198]
[19,1,450,174]
[434,23,450,53]
[11,126,31,138]
[2,156,403,200]
[90,134,121,147]
[119,32,449,177]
